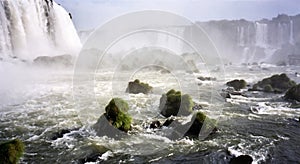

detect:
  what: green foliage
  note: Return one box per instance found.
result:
[0,139,24,164]
[105,98,132,132]
[160,89,194,117]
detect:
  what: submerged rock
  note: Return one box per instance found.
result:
[77,143,109,164]
[198,76,217,81]
[93,98,132,137]
[284,84,300,102]
[159,89,194,117]
[229,155,253,164]
[226,79,247,91]
[33,54,73,67]
[0,139,25,164]
[251,73,296,93]
[126,79,153,94]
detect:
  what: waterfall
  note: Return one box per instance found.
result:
[255,22,268,48]
[0,0,81,61]
[289,20,294,45]
[237,26,245,46]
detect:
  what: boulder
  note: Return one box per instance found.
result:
[125,79,153,94]
[198,76,217,81]
[159,89,194,117]
[251,73,296,93]
[229,155,253,164]
[33,54,73,67]
[226,79,247,91]
[93,98,132,137]
[284,84,300,102]
[0,139,25,164]
[184,112,217,138]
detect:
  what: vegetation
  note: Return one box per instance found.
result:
[126,79,153,94]
[159,89,194,117]
[0,139,25,164]
[104,98,132,132]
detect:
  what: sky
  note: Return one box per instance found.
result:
[55,0,300,31]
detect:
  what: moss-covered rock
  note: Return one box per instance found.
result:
[93,98,132,136]
[184,112,217,138]
[0,139,24,164]
[226,79,247,91]
[159,89,194,117]
[251,73,296,93]
[126,79,153,94]
[284,84,300,102]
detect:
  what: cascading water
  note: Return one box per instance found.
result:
[0,0,81,61]
[289,20,294,45]
[255,22,268,48]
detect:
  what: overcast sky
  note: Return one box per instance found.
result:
[55,0,300,31]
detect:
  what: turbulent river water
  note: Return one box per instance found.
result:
[0,64,300,164]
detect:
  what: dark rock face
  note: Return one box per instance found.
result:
[93,98,132,137]
[33,54,73,67]
[126,79,153,94]
[284,84,300,102]
[0,139,25,164]
[159,89,194,117]
[251,73,296,93]
[226,79,247,91]
[229,155,253,164]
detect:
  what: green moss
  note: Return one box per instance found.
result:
[126,79,153,94]
[105,98,132,132]
[160,89,194,117]
[0,139,24,164]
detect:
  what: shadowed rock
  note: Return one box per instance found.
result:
[229,155,253,164]
[226,79,247,91]
[284,84,300,102]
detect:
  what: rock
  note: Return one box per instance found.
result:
[93,98,132,136]
[77,143,109,164]
[184,112,217,138]
[162,119,174,127]
[0,139,25,164]
[33,54,73,67]
[226,79,247,91]
[159,89,194,117]
[125,79,153,94]
[149,121,161,129]
[50,128,79,140]
[229,155,253,164]
[197,76,217,81]
[251,73,296,93]
[284,84,300,102]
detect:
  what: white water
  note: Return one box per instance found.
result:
[0,0,81,60]
[255,22,268,48]
[289,20,294,45]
